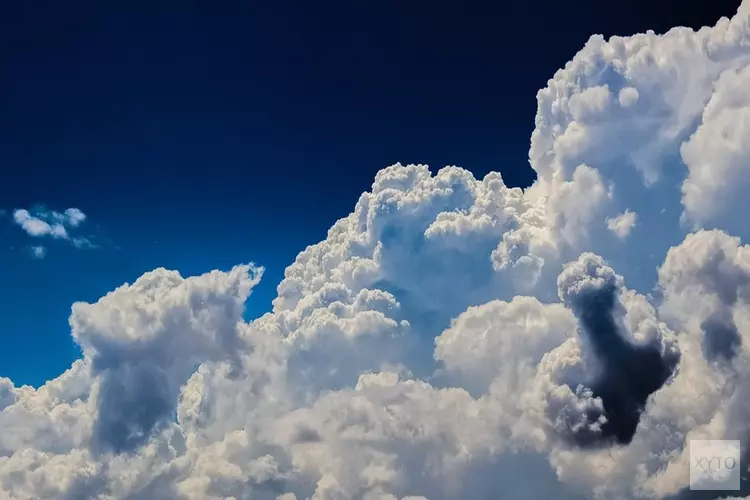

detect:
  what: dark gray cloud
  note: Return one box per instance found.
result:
[564,282,680,447]
[91,363,174,454]
[693,246,747,364]
[701,310,742,363]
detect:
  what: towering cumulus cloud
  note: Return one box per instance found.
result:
[3,2,750,499]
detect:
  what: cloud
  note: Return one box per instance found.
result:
[13,209,69,238]
[680,65,750,234]
[3,2,750,499]
[63,208,86,227]
[554,253,680,448]
[606,209,638,238]
[10,207,95,257]
[71,265,263,454]
[28,245,47,259]
[12,207,88,239]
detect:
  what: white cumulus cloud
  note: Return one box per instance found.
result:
[3,2,750,499]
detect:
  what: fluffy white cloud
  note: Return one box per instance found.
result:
[10,207,92,255]
[4,2,750,499]
[63,208,86,227]
[681,64,750,233]
[13,209,69,238]
[606,209,638,238]
[435,296,576,396]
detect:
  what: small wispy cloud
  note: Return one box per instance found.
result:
[49,208,86,228]
[10,207,96,257]
[72,237,98,249]
[28,245,47,259]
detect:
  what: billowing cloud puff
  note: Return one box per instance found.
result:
[70,265,263,453]
[4,2,750,499]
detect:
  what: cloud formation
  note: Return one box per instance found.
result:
[13,209,69,238]
[554,254,680,448]
[3,2,750,499]
[10,207,93,255]
[12,208,86,238]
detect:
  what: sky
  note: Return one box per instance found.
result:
[3,1,750,499]
[0,0,741,387]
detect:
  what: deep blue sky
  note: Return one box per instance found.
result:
[0,0,742,387]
